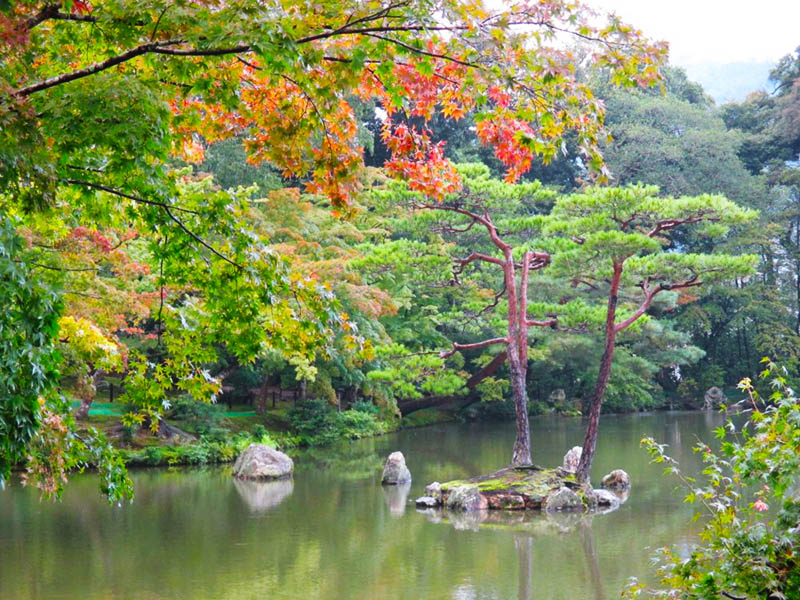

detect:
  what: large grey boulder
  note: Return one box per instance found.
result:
[600,469,631,491]
[233,444,294,480]
[562,446,583,474]
[381,451,412,485]
[445,484,488,512]
[545,487,583,512]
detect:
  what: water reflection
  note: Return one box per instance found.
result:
[510,521,605,600]
[0,413,721,600]
[418,504,614,536]
[581,523,605,600]
[232,477,294,513]
[515,535,534,600]
[382,482,411,518]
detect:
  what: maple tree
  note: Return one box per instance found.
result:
[0,216,61,483]
[1,0,666,210]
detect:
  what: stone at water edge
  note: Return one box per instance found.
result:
[600,469,631,491]
[445,484,488,512]
[415,481,443,508]
[381,451,412,485]
[424,481,442,500]
[562,446,582,474]
[704,386,726,410]
[591,488,620,509]
[544,487,584,512]
[415,496,440,508]
[233,444,294,480]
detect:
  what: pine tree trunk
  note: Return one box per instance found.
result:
[509,352,531,466]
[575,337,615,482]
[575,262,621,483]
[506,252,532,467]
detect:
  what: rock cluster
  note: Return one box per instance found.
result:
[415,466,592,512]
[414,454,633,514]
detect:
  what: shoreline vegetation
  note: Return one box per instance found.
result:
[78,399,458,470]
[63,389,741,471]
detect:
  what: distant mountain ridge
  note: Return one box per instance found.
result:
[681,61,773,104]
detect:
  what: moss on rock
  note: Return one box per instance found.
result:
[435,466,594,513]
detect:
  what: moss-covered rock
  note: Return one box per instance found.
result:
[426,466,597,513]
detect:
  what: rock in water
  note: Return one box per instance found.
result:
[600,469,631,490]
[381,451,412,485]
[424,481,442,500]
[704,386,726,410]
[562,446,582,473]
[545,487,583,512]
[445,484,488,512]
[415,496,440,508]
[233,444,294,480]
[591,488,620,509]
[548,388,566,405]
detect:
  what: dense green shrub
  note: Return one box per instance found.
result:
[250,424,268,441]
[288,399,340,446]
[461,400,516,421]
[350,400,379,415]
[288,399,385,446]
[122,430,269,467]
[169,396,227,437]
[336,410,384,439]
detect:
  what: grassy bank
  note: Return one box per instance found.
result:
[81,398,457,468]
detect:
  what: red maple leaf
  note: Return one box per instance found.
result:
[71,1,92,15]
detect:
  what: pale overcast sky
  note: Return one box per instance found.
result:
[587,0,800,65]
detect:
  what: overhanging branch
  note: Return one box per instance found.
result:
[439,337,508,358]
[614,275,702,333]
[64,179,241,269]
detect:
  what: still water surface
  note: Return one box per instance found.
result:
[0,411,727,600]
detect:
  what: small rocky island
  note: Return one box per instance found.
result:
[415,447,629,513]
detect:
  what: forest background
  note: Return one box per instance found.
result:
[193,50,800,419]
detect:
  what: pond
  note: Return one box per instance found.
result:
[0,411,727,599]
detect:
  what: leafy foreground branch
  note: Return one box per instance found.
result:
[627,360,800,599]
